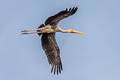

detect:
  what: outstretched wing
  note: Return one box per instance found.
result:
[45,7,78,25]
[41,33,63,74]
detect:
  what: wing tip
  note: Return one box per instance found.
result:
[65,7,78,15]
[51,62,63,75]
[71,7,78,14]
[67,6,78,11]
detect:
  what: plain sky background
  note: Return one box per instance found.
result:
[0,0,120,80]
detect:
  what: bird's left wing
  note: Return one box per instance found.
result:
[45,7,78,25]
[41,33,63,74]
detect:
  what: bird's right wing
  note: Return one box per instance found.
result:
[41,33,63,74]
[45,7,78,25]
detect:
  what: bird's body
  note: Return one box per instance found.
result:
[22,7,85,75]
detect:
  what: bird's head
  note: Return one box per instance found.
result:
[68,29,85,35]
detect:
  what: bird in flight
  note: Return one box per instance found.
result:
[22,7,85,75]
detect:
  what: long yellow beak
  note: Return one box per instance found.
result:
[75,31,85,35]
[72,30,85,35]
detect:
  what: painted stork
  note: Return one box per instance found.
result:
[22,7,85,75]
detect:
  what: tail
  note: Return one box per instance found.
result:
[21,24,45,35]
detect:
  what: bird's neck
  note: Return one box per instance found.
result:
[56,27,71,33]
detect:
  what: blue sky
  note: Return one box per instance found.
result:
[0,0,120,80]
